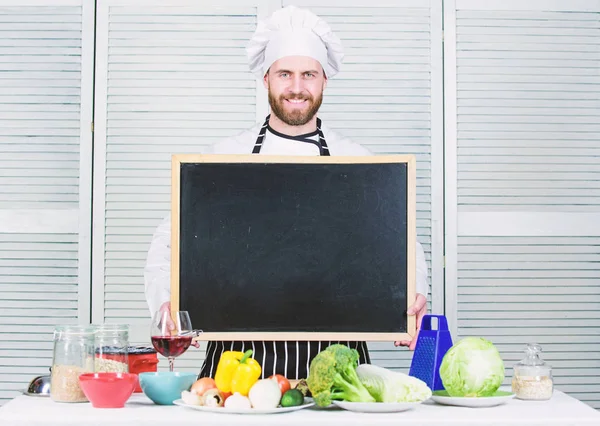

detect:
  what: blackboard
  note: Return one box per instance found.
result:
[171,154,416,342]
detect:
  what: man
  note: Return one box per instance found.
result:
[144,5,428,380]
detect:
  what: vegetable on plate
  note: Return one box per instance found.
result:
[356,364,432,403]
[248,377,282,409]
[225,392,252,409]
[214,349,262,396]
[306,344,375,407]
[439,336,505,397]
[281,389,304,407]
[190,377,217,395]
[294,378,311,397]
[269,374,291,395]
[181,377,223,406]
[203,388,224,407]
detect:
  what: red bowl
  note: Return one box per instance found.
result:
[79,372,138,408]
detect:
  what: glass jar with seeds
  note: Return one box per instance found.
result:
[50,325,95,403]
[94,324,130,373]
[512,343,554,401]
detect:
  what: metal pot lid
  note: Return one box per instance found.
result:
[96,345,156,355]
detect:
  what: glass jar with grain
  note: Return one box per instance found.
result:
[512,343,554,400]
[94,324,130,373]
[50,325,95,403]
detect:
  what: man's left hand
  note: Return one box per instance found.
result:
[394,293,427,350]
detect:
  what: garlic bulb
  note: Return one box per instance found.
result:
[224,392,252,409]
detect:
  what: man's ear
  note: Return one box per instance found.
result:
[263,71,269,89]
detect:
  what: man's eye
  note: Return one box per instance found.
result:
[280,73,289,78]
[305,73,314,78]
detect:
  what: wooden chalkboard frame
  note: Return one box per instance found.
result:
[171,154,417,342]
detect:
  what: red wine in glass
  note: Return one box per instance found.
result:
[150,310,194,371]
[151,336,193,358]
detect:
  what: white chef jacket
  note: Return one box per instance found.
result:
[144,120,429,316]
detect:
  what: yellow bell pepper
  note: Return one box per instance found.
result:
[214,349,261,396]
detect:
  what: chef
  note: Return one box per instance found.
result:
[144,5,429,380]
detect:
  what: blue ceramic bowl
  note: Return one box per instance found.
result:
[138,372,197,405]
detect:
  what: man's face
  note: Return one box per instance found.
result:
[264,56,327,126]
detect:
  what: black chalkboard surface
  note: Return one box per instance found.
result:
[171,155,416,342]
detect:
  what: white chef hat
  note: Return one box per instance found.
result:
[246,5,344,79]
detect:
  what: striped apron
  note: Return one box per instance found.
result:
[198,115,371,380]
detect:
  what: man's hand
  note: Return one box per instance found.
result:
[158,301,175,332]
[394,293,427,350]
[158,301,200,348]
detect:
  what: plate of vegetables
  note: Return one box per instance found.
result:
[306,345,432,413]
[174,379,314,414]
[174,395,314,415]
[430,337,515,408]
[174,349,314,414]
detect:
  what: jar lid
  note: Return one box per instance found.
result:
[96,346,156,355]
[93,323,129,330]
[93,324,129,334]
[128,346,157,355]
[515,343,551,368]
[54,325,96,338]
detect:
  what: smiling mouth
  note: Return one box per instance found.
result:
[285,99,307,105]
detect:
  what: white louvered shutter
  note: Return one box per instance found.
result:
[284,0,444,370]
[0,0,93,405]
[447,0,600,408]
[92,0,279,371]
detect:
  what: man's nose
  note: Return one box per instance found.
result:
[288,75,303,94]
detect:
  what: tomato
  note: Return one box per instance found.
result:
[269,374,291,395]
[191,377,217,396]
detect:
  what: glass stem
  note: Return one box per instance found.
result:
[168,357,174,372]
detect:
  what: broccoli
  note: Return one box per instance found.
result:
[306,344,376,407]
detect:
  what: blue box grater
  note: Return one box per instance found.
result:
[408,314,453,391]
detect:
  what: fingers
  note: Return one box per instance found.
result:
[398,295,429,350]
[158,302,176,334]
[409,304,427,350]
[407,293,427,315]
[166,316,176,331]
[409,337,418,351]
[412,294,427,312]
[415,304,427,326]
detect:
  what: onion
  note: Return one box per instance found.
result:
[190,377,217,396]
[248,378,282,409]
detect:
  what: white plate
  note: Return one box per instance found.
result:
[332,400,423,413]
[430,390,515,408]
[173,399,315,415]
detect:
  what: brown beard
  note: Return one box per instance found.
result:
[268,89,323,126]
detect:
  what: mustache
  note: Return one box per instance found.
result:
[281,94,312,101]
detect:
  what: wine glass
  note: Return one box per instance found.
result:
[150,310,194,372]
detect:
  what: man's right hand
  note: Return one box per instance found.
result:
[158,301,200,348]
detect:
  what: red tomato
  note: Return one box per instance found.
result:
[269,374,291,395]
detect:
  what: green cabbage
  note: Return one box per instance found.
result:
[356,364,432,403]
[439,337,505,397]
